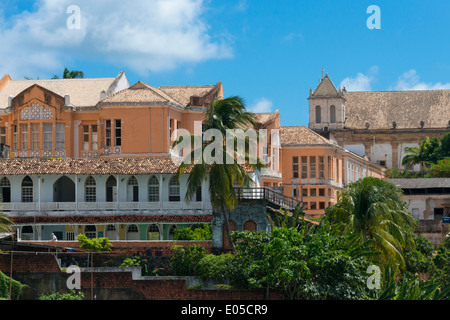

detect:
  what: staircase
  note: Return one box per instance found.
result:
[234,187,300,211]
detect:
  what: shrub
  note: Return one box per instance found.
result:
[170,245,208,276]
[173,224,212,241]
[39,290,84,300]
[77,234,113,252]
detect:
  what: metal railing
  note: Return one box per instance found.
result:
[234,187,299,210]
[1,201,212,212]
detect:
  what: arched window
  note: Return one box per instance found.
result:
[127,176,139,202]
[106,176,117,202]
[243,220,257,231]
[330,105,336,123]
[105,224,118,240]
[21,225,34,240]
[315,105,322,124]
[85,176,96,202]
[148,176,159,202]
[84,225,97,239]
[168,176,180,202]
[21,176,33,203]
[0,177,11,203]
[147,224,160,240]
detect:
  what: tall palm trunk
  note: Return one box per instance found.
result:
[221,202,235,252]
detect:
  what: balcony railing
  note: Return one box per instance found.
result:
[12,149,67,158]
[1,201,212,212]
[291,177,342,188]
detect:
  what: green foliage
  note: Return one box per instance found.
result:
[403,234,435,274]
[39,290,84,300]
[173,224,212,241]
[77,234,113,252]
[400,133,450,177]
[429,239,450,289]
[170,244,208,276]
[0,271,26,300]
[196,253,235,281]
[119,255,153,276]
[373,267,450,300]
[324,177,416,269]
[229,226,374,300]
[428,158,450,178]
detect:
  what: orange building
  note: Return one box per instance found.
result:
[0,72,223,160]
[280,126,385,217]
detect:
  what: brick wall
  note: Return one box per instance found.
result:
[22,240,213,256]
[0,253,284,300]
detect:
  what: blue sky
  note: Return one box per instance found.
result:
[0,0,449,127]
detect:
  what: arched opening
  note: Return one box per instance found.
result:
[53,176,75,202]
[21,176,33,203]
[84,225,97,239]
[148,176,159,202]
[85,176,96,202]
[168,224,177,240]
[243,220,257,231]
[106,176,117,202]
[127,176,139,202]
[21,225,34,241]
[0,177,11,203]
[147,224,160,240]
[126,224,140,240]
[315,105,322,124]
[105,224,118,240]
[330,105,336,124]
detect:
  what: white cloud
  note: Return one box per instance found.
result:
[0,0,233,78]
[340,66,378,91]
[392,69,450,90]
[249,97,273,113]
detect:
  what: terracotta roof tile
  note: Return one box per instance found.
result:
[280,126,334,146]
[0,158,181,175]
[343,90,450,130]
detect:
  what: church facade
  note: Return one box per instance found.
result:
[308,73,450,170]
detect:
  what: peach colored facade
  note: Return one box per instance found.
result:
[0,74,222,160]
[280,127,386,217]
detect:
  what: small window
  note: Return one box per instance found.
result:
[315,105,322,124]
[85,176,96,202]
[105,120,111,147]
[148,176,159,202]
[56,124,65,150]
[330,105,336,123]
[43,123,52,150]
[85,225,97,239]
[115,120,122,147]
[319,188,325,196]
[21,176,33,203]
[169,176,180,202]
[292,157,299,178]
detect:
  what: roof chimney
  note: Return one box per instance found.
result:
[100,90,106,100]
[8,96,13,108]
[65,94,70,106]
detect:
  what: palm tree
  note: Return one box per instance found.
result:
[52,68,85,79]
[0,212,13,235]
[175,96,263,252]
[402,137,430,174]
[324,177,416,269]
